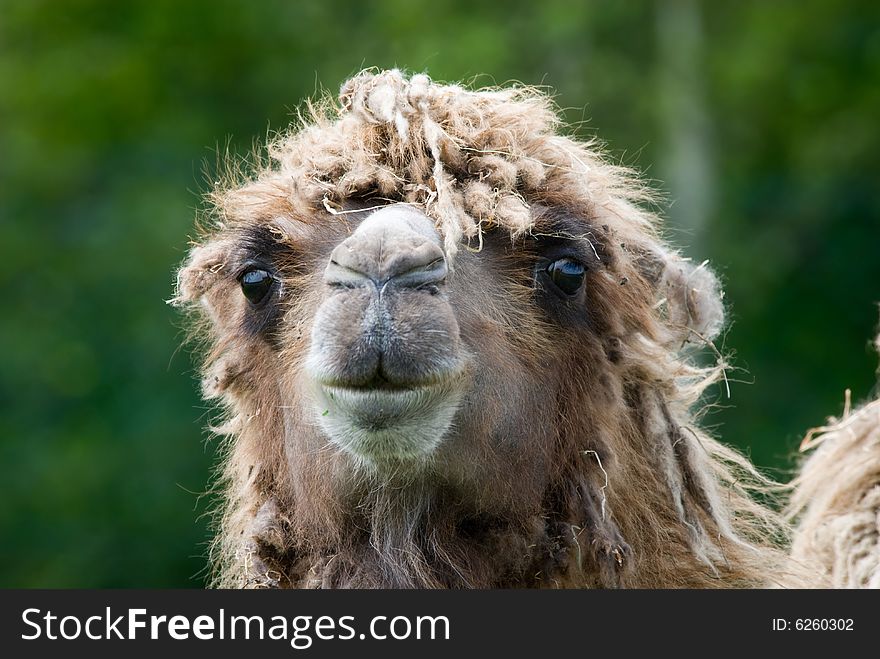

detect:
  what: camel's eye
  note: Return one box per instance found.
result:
[239,268,273,304]
[547,258,585,295]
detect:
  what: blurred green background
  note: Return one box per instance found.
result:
[1,0,878,587]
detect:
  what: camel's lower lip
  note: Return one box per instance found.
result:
[319,382,450,428]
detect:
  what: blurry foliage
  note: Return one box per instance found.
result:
[1,0,878,586]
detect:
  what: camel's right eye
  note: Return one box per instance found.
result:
[546,258,586,296]
[239,268,273,304]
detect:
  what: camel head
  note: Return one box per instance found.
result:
[175,70,799,589]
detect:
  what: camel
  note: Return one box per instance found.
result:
[175,69,812,588]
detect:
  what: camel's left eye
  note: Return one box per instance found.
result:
[240,268,273,304]
[547,258,585,295]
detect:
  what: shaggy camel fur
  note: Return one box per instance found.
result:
[789,337,880,588]
[175,69,810,588]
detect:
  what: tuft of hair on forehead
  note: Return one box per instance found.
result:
[209,69,655,258]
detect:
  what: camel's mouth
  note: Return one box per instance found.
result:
[308,368,467,465]
[317,368,457,391]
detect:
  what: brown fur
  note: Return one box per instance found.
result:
[174,69,805,588]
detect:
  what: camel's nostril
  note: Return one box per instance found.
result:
[325,258,370,289]
[384,254,447,290]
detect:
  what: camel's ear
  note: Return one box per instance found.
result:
[634,247,725,347]
[171,240,231,307]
